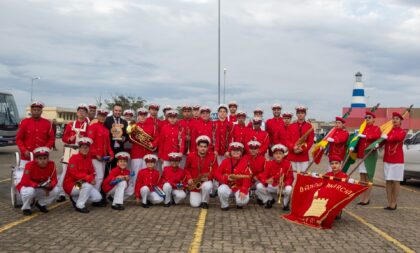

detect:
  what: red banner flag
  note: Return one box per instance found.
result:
[283,173,368,229]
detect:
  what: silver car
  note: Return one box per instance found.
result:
[403,132,420,183]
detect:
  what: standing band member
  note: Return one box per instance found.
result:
[158,110,185,169]
[102,152,132,211]
[179,105,194,166]
[190,106,215,153]
[214,104,232,165]
[230,111,249,147]
[160,152,187,207]
[64,137,103,213]
[135,154,164,208]
[266,103,284,158]
[245,117,269,156]
[228,101,238,124]
[382,112,407,210]
[327,117,349,162]
[16,147,59,216]
[88,104,97,122]
[184,136,218,209]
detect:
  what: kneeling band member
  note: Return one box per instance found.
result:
[135,154,164,208]
[160,152,187,207]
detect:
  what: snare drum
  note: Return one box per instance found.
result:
[63,144,79,164]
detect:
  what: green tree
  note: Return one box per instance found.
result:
[104,94,146,112]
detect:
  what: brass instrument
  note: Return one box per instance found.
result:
[228,174,252,188]
[188,173,209,190]
[75,180,84,190]
[127,121,155,151]
[295,124,314,149]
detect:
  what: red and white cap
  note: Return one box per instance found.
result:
[196,135,211,144]
[77,104,88,111]
[217,104,228,112]
[272,103,282,110]
[182,105,192,110]
[329,155,342,163]
[144,154,158,163]
[193,104,201,110]
[123,109,134,116]
[168,152,183,161]
[31,100,45,108]
[236,111,246,117]
[229,142,244,151]
[335,116,346,123]
[97,108,109,116]
[392,112,404,120]
[282,111,293,118]
[163,105,173,112]
[295,105,308,112]
[247,140,261,148]
[166,110,178,117]
[199,106,211,113]
[253,117,263,123]
[78,137,93,146]
[228,101,238,107]
[148,103,160,110]
[365,111,376,118]
[271,144,288,155]
[137,108,148,115]
[88,104,97,109]
[115,152,130,160]
[33,147,50,157]
[253,108,263,114]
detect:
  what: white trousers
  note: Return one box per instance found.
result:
[162,183,186,204]
[57,163,68,196]
[140,186,164,205]
[92,159,106,191]
[189,181,213,207]
[70,183,102,209]
[20,186,59,210]
[255,183,292,206]
[217,184,250,208]
[107,181,131,205]
[128,158,145,195]
[20,159,30,169]
[291,161,309,172]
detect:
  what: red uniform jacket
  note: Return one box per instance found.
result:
[145,116,162,133]
[214,157,252,194]
[287,121,314,162]
[245,128,269,156]
[135,168,161,198]
[214,119,232,155]
[356,124,381,159]
[16,117,55,160]
[325,171,348,179]
[258,159,293,187]
[130,121,159,159]
[158,123,186,161]
[328,128,349,161]
[266,117,285,146]
[63,153,95,194]
[383,127,406,164]
[102,166,130,193]
[231,123,250,147]
[179,118,194,154]
[184,152,218,192]
[159,166,186,188]
[17,161,57,192]
[276,124,293,148]
[239,154,267,180]
[229,114,237,123]
[190,119,215,153]
[62,119,90,144]
[88,122,114,159]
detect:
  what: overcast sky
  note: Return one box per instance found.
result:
[1,0,419,120]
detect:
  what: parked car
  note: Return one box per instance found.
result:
[403,132,420,183]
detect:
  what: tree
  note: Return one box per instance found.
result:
[104,94,146,112]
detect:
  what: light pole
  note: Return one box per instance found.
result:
[223,68,227,104]
[30,77,40,103]
[218,0,221,105]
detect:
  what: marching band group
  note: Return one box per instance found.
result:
[15,100,407,215]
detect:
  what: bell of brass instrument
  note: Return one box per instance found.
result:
[75,180,83,190]
[127,122,155,151]
[187,173,209,191]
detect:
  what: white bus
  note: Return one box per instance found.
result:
[0,92,20,146]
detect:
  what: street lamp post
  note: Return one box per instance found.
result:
[30,77,40,103]
[223,68,227,104]
[218,0,221,105]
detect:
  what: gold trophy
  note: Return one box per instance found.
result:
[111,123,124,140]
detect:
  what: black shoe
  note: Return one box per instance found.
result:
[282,205,290,211]
[236,205,243,210]
[264,201,273,209]
[357,200,370,206]
[210,192,217,198]
[385,205,397,211]
[75,207,90,213]
[147,200,154,206]
[56,195,66,203]
[35,202,49,213]
[200,202,209,209]
[171,199,176,205]
[111,204,125,211]
[256,198,264,206]
[107,196,114,202]
[69,196,77,209]
[164,203,171,207]
[142,203,149,208]
[22,209,32,216]
[335,214,342,220]
[92,201,106,207]
[221,207,229,211]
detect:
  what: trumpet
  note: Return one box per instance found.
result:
[127,121,155,151]
[187,173,209,190]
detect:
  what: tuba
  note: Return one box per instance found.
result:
[127,121,155,151]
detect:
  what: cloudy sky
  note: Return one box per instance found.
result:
[1,0,419,120]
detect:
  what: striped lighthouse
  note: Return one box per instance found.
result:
[351,72,366,108]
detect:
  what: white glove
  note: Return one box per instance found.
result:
[381,134,388,140]
[327,137,334,143]
[348,178,355,184]
[375,143,379,149]
[349,147,354,152]
[358,133,366,138]
[311,172,318,178]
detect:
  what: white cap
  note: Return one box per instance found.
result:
[115,152,130,160]
[272,103,282,109]
[78,137,93,146]
[217,104,228,111]
[144,154,158,162]
[271,144,288,155]
[196,135,211,144]
[123,109,134,116]
[229,142,244,150]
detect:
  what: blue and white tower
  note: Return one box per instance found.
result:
[351,72,366,108]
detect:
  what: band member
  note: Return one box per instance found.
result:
[190,106,215,153]
[160,152,187,207]
[214,104,232,165]
[145,103,162,133]
[192,105,201,121]
[102,152,132,211]
[179,105,194,165]
[324,155,350,179]
[354,111,381,205]
[123,109,134,124]
[228,101,238,123]
[105,103,128,168]
[135,154,164,208]
[287,105,314,172]
[239,141,266,184]
[88,109,114,193]
[266,104,284,158]
[245,117,269,156]
[57,104,90,202]
[277,111,293,147]
[16,101,55,169]
[256,144,293,210]
[382,112,407,210]
[184,136,218,208]
[247,108,265,130]
[88,104,97,122]
[16,147,59,216]
[64,137,103,213]
[161,105,173,129]
[230,111,250,147]
[327,117,349,162]
[158,110,186,169]
[214,142,252,210]
[128,108,159,194]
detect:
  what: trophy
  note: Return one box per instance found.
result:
[111,123,124,141]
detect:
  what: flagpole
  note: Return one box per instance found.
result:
[295,170,385,188]
[347,148,377,177]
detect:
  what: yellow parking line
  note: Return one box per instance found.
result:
[345,210,415,253]
[0,178,11,183]
[188,209,208,253]
[0,201,68,234]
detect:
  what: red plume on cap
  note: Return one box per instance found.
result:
[392,112,404,120]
